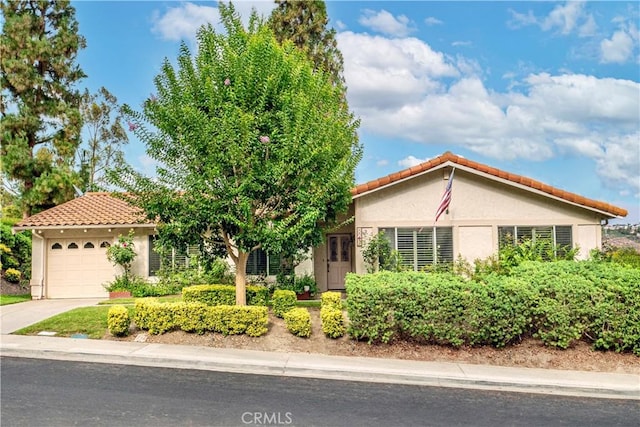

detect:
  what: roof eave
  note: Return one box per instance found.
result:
[12,223,156,232]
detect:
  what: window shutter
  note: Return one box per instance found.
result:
[416,228,433,269]
[397,228,416,270]
[555,226,573,257]
[149,236,161,276]
[435,227,453,263]
[516,226,533,243]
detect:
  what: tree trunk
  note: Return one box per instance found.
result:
[234,251,249,306]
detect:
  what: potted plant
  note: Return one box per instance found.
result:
[294,274,318,300]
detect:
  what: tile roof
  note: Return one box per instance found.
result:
[14,192,154,228]
[351,151,628,218]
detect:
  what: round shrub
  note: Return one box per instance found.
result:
[321,306,345,338]
[4,268,21,283]
[108,305,131,337]
[272,289,296,318]
[283,307,311,338]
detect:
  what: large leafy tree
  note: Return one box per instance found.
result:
[0,0,86,217]
[109,4,361,305]
[269,0,344,87]
[77,87,128,192]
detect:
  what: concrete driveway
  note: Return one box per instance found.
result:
[0,299,104,335]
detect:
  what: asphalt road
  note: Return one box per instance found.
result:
[1,357,638,427]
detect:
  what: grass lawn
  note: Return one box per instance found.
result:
[14,306,135,339]
[0,294,31,306]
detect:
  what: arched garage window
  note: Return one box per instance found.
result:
[51,243,62,250]
[67,242,78,249]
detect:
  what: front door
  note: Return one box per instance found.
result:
[327,234,352,290]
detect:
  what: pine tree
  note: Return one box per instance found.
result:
[269,0,345,87]
[1,0,86,217]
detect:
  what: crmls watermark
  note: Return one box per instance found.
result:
[241,412,293,425]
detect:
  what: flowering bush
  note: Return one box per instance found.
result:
[107,230,137,279]
[4,268,21,283]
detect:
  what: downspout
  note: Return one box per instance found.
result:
[31,230,45,300]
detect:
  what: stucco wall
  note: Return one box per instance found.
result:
[352,167,605,271]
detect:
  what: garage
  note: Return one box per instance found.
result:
[46,238,115,298]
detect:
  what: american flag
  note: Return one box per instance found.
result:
[434,168,455,223]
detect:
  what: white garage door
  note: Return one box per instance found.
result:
[47,238,115,298]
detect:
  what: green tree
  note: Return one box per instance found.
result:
[109,4,361,305]
[269,0,344,87]
[77,87,128,192]
[0,0,86,217]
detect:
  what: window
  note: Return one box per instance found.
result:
[83,242,95,249]
[67,242,78,249]
[148,236,200,276]
[246,248,292,276]
[498,225,573,257]
[51,243,62,250]
[149,236,161,276]
[379,227,453,270]
[100,241,111,248]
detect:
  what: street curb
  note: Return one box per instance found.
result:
[2,346,638,401]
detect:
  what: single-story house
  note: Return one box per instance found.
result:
[14,152,627,299]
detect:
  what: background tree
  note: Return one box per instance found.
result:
[269,0,345,87]
[77,87,128,192]
[0,0,86,217]
[109,4,362,305]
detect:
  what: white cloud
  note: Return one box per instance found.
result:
[358,9,415,37]
[151,1,275,42]
[540,1,586,34]
[424,17,443,26]
[508,1,596,37]
[452,41,472,47]
[151,3,219,41]
[600,27,636,63]
[398,156,429,168]
[338,30,640,192]
[337,31,458,110]
[376,159,389,167]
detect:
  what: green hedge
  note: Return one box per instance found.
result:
[320,291,345,338]
[182,284,269,306]
[133,298,268,336]
[283,307,311,338]
[107,305,131,336]
[346,262,640,355]
[271,289,296,318]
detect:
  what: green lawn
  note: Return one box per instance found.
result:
[0,294,31,306]
[14,306,134,339]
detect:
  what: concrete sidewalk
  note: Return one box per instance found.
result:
[1,299,638,400]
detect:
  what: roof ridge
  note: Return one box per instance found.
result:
[351,151,627,218]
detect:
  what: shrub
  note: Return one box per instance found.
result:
[4,268,21,283]
[133,298,268,337]
[182,284,269,306]
[283,307,311,337]
[321,291,342,309]
[106,230,137,279]
[271,289,296,318]
[321,306,344,338]
[107,305,131,336]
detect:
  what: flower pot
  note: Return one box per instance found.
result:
[296,291,311,300]
[109,291,132,299]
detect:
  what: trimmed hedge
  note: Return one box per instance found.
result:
[271,290,296,318]
[182,284,269,306]
[345,262,640,355]
[283,307,312,337]
[321,291,345,338]
[133,298,268,336]
[107,305,130,336]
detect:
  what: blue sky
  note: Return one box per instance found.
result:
[72,1,640,223]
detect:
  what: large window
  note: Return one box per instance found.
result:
[246,248,293,276]
[379,227,453,271]
[148,236,199,276]
[498,225,573,257]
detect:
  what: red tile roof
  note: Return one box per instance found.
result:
[14,192,154,228]
[351,151,627,218]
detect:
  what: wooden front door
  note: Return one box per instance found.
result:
[327,234,352,290]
